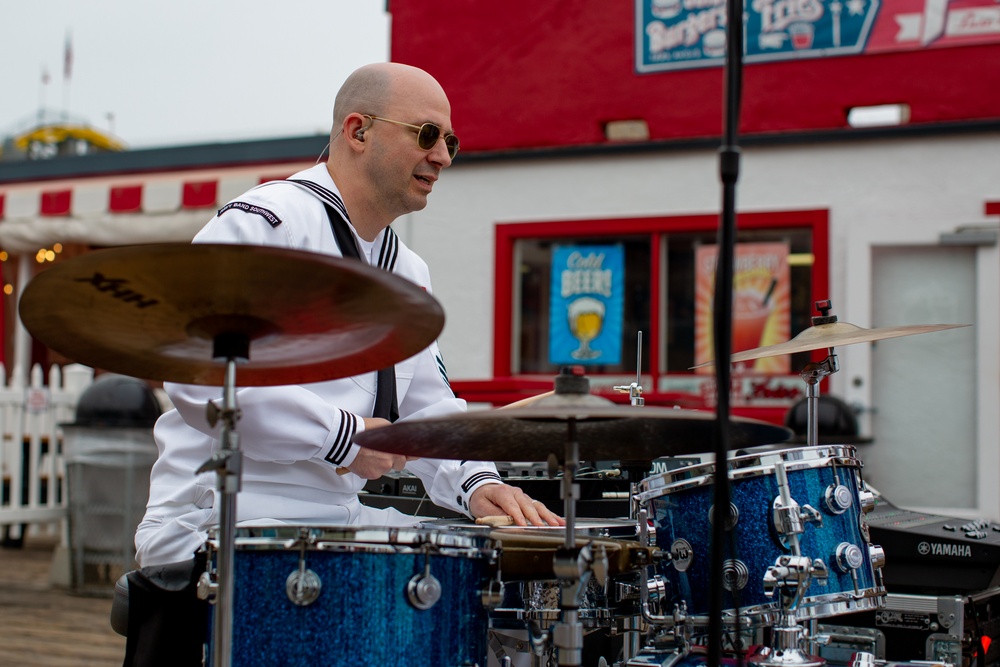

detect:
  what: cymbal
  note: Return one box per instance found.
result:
[354,394,792,462]
[19,243,444,386]
[698,321,967,366]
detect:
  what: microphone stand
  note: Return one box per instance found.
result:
[710,0,745,664]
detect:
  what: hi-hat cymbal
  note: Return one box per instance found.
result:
[19,243,444,386]
[354,393,792,462]
[698,321,967,366]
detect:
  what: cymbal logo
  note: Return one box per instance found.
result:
[75,272,159,309]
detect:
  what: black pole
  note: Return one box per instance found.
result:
[709,0,744,663]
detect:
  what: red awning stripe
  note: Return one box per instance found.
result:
[40,189,72,216]
[182,180,218,209]
[109,184,143,213]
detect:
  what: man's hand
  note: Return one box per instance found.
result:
[469,483,565,527]
[344,418,417,479]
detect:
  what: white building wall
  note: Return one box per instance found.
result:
[404,131,1000,518]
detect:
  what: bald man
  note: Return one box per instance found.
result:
[135,63,562,573]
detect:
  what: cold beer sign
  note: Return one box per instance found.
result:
[549,245,625,366]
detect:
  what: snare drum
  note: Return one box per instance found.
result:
[637,446,885,626]
[204,525,497,666]
[425,517,650,665]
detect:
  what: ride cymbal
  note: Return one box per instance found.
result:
[354,393,792,462]
[698,320,967,366]
[19,243,445,386]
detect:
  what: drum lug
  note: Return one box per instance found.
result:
[407,571,442,610]
[867,544,886,570]
[480,578,504,610]
[834,542,865,574]
[824,484,854,515]
[710,502,740,530]
[857,489,876,514]
[286,568,322,606]
[408,545,442,610]
[722,558,749,592]
[196,570,218,604]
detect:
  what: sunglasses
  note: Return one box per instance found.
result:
[362,115,460,159]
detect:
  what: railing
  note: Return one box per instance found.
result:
[0,363,93,536]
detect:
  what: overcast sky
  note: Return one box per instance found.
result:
[0,1,390,149]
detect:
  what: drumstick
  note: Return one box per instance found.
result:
[498,391,554,410]
[476,515,515,526]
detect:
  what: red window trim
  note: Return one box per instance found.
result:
[492,209,830,385]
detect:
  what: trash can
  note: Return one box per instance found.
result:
[62,374,162,592]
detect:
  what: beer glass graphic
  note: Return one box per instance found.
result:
[732,284,774,352]
[567,296,605,360]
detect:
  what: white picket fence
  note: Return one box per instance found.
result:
[0,363,94,537]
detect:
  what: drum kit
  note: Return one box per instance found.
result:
[18,243,965,667]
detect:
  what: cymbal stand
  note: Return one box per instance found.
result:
[614,331,646,408]
[614,332,647,522]
[196,333,249,667]
[800,300,842,448]
[750,461,826,667]
[550,417,586,666]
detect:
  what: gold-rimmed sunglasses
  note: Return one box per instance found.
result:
[362,115,460,159]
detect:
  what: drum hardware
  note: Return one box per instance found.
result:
[552,542,611,666]
[281,526,323,607]
[751,460,827,667]
[18,243,447,667]
[407,543,444,610]
[357,368,789,666]
[613,331,646,408]
[772,460,824,550]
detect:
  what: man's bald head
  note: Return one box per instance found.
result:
[333,62,447,127]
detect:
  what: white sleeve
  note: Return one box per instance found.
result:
[397,340,502,516]
[165,382,367,468]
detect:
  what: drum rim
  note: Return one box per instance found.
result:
[636,445,862,502]
[207,524,497,556]
[675,585,887,627]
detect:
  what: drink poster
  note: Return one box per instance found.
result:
[694,242,791,374]
[549,245,625,366]
[637,0,1000,73]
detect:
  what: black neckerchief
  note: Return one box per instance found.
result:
[321,203,399,423]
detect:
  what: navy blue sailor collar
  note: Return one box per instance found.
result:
[286,164,399,273]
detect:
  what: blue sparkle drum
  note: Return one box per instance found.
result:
[204,525,498,666]
[637,445,885,626]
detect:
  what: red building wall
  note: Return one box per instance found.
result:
[389,1,1000,151]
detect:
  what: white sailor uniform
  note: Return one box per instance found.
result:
[134,163,502,567]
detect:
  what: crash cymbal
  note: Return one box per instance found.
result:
[19,243,444,386]
[698,321,967,366]
[354,393,792,462]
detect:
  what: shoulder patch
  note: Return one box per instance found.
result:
[218,201,282,228]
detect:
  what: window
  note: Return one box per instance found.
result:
[493,210,829,413]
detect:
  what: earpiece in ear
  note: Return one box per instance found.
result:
[354,130,365,141]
